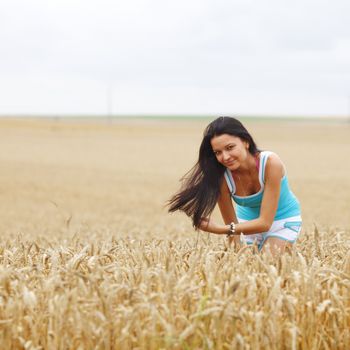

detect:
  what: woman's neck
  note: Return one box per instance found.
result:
[235,153,258,176]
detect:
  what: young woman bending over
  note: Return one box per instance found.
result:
[168,117,302,255]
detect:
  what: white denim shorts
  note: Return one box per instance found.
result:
[238,215,302,250]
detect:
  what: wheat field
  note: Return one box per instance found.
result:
[0,117,349,349]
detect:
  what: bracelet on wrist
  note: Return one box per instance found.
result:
[226,222,236,237]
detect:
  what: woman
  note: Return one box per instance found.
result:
[168,117,302,255]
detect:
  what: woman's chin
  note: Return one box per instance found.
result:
[225,162,239,171]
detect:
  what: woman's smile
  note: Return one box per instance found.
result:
[224,159,236,167]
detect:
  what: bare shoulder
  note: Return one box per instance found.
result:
[219,174,230,195]
[265,152,285,179]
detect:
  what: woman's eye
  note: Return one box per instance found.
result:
[227,145,234,150]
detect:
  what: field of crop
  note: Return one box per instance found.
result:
[0,117,349,349]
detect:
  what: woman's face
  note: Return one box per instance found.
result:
[210,134,249,170]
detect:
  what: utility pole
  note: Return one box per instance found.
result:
[107,83,113,123]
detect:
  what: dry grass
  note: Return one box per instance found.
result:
[0,117,349,349]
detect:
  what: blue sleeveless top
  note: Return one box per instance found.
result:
[223,151,301,221]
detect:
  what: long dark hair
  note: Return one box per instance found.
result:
[167,116,260,228]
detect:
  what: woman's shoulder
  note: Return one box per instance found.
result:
[259,150,282,162]
[263,151,285,178]
[220,174,233,195]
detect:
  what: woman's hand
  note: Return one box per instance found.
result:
[198,217,230,235]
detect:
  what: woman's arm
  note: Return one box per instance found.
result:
[217,177,238,225]
[198,178,237,234]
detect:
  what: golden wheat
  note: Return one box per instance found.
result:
[0,229,349,349]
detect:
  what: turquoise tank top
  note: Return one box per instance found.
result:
[224,151,301,221]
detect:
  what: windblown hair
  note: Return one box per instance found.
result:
[168,116,260,228]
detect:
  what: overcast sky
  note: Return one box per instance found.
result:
[1,0,350,116]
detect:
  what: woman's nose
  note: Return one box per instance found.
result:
[222,151,230,160]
